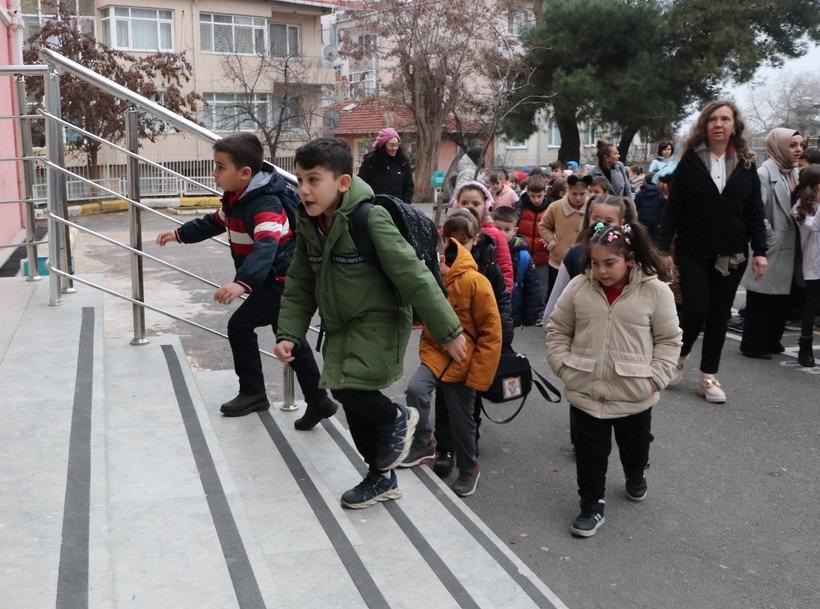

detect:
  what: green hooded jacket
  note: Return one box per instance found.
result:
[277,175,462,390]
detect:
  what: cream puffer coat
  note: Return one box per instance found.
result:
[546,266,682,418]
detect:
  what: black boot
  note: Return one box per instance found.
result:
[798,336,815,368]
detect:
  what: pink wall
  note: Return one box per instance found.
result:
[0,11,24,251]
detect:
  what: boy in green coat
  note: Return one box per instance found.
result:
[274,138,466,509]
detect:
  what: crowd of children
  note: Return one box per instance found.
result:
[155,131,817,539]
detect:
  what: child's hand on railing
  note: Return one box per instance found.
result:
[156,231,177,246]
[214,282,246,305]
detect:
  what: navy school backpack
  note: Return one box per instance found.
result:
[347,194,447,298]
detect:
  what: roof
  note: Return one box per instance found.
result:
[330,99,485,136]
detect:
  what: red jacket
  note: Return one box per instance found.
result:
[517,193,551,266]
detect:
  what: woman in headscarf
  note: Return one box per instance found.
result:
[657,100,768,404]
[358,127,415,203]
[739,128,804,358]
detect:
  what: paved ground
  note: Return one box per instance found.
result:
[66,207,819,609]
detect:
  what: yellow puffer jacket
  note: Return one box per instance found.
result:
[419,239,502,391]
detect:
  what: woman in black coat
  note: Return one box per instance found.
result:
[657,100,768,404]
[358,127,415,203]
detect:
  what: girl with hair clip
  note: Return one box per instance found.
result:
[546,224,682,537]
[657,100,768,403]
[791,164,820,367]
[542,194,638,449]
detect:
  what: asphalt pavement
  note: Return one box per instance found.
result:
[70,206,819,609]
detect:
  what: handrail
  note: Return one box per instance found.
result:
[39,158,229,245]
[0,65,48,75]
[37,47,297,186]
[37,109,222,197]
[44,209,221,290]
[43,261,276,360]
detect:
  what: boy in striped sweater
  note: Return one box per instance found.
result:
[157,133,337,424]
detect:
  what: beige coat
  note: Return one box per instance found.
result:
[538,196,586,269]
[546,267,682,418]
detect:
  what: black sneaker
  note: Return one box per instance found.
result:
[220,392,270,417]
[625,474,648,502]
[432,451,454,477]
[452,464,480,497]
[571,499,606,537]
[340,471,401,509]
[375,405,419,471]
[294,396,338,431]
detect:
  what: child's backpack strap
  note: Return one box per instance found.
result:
[347,199,376,264]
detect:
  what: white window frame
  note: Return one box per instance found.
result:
[269,23,299,58]
[101,6,173,52]
[199,13,266,55]
[22,0,95,45]
[348,71,377,98]
[547,120,561,148]
[505,137,528,149]
[203,92,302,133]
[581,122,597,147]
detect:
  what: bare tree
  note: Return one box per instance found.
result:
[23,3,200,180]
[743,69,820,135]
[342,0,526,200]
[219,52,329,159]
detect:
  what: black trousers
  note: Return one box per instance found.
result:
[332,388,397,474]
[740,290,791,355]
[676,255,747,374]
[227,279,325,403]
[801,279,820,337]
[573,406,653,508]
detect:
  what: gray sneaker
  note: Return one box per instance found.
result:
[398,438,435,468]
[452,464,480,497]
[375,404,419,471]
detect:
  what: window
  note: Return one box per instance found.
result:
[22,0,95,49]
[581,122,597,147]
[505,137,528,149]
[348,71,377,98]
[200,13,266,55]
[270,23,299,57]
[357,34,377,57]
[547,120,561,147]
[203,92,301,132]
[101,7,173,51]
[506,10,529,36]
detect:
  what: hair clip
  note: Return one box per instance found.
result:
[603,227,632,247]
[622,223,632,234]
[592,221,608,234]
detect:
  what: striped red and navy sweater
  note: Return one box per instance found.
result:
[175,165,295,293]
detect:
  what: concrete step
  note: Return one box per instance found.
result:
[0,278,567,608]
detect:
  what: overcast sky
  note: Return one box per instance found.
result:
[679,42,819,133]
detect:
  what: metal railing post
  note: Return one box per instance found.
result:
[126,108,148,345]
[44,68,62,305]
[281,363,296,411]
[15,75,41,282]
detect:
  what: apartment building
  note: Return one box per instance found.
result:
[18,0,335,165]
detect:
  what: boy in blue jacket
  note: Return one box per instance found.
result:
[157,133,337,426]
[274,138,465,509]
[492,206,542,326]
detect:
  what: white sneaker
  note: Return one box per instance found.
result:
[697,375,726,403]
[668,356,687,387]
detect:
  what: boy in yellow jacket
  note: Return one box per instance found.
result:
[404,214,502,497]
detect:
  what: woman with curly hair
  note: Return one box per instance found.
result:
[657,100,768,403]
